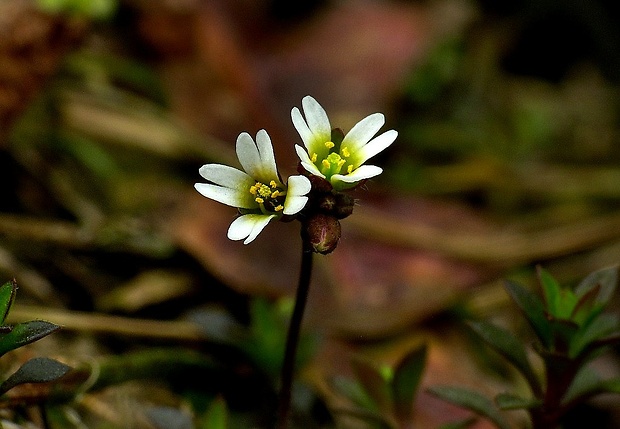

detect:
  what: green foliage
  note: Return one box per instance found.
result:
[430,266,620,429]
[202,396,228,429]
[36,0,118,19]
[333,345,428,428]
[0,281,69,397]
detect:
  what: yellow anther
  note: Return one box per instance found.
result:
[347,165,354,174]
[311,153,317,163]
[249,185,258,195]
[337,159,346,169]
[322,159,331,169]
[270,180,277,188]
[274,205,284,212]
[271,191,280,198]
[255,197,264,204]
[325,141,335,149]
[341,147,350,157]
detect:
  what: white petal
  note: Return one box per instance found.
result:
[331,165,383,189]
[302,96,331,141]
[198,164,253,188]
[341,113,385,153]
[283,175,311,215]
[255,130,281,184]
[287,175,312,196]
[283,196,308,215]
[295,145,324,177]
[291,107,314,149]
[235,132,261,178]
[227,214,276,244]
[194,183,256,209]
[353,129,397,166]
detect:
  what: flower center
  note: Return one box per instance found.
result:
[315,141,354,176]
[249,180,285,213]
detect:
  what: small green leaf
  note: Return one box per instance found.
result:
[0,321,60,357]
[468,321,541,396]
[331,376,381,414]
[392,345,427,422]
[0,357,71,395]
[351,357,392,416]
[427,386,511,429]
[574,266,618,307]
[0,281,17,325]
[494,392,541,410]
[202,396,228,429]
[537,267,562,316]
[562,366,603,406]
[569,313,619,359]
[504,280,552,348]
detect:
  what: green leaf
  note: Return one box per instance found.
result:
[494,392,541,410]
[351,357,392,416]
[569,313,619,359]
[0,357,71,395]
[574,266,618,307]
[537,267,562,317]
[504,280,552,348]
[468,321,541,396]
[0,321,60,357]
[392,345,427,422]
[0,281,17,325]
[427,386,511,429]
[331,376,381,414]
[202,396,228,429]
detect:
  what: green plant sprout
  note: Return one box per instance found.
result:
[332,345,427,428]
[429,266,620,429]
[0,280,70,398]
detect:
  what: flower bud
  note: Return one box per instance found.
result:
[302,214,341,254]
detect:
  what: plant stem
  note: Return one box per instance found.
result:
[276,243,314,429]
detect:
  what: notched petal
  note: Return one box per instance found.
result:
[227,214,276,244]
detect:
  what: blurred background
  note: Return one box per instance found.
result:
[1,0,620,427]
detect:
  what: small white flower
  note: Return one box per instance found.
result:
[292,95,397,190]
[195,130,311,244]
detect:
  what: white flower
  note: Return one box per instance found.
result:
[195,130,311,244]
[292,95,397,190]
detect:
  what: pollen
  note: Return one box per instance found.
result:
[311,153,318,163]
[271,190,280,198]
[337,159,346,169]
[274,205,284,212]
[255,197,264,204]
[325,141,335,149]
[347,165,354,174]
[322,159,331,169]
[341,147,350,157]
[270,180,278,188]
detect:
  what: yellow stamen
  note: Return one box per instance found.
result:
[325,141,335,149]
[347,165,354,174]
[274,205,284,212]
[255,197,264,204]
[341,147,350,157]
[337,159,346,169]
[271,191,280,198]
[311,153,317,163]
[270,180,277,188]
[322,159,331,169]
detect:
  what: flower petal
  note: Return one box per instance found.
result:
[352,129,398,166]
[283,175,311,215]
[291,107,314,150]
[331,165,383,189]
[341,113,385,154]
[227,214,276,244]
[198,164,253,188]
[255,130,282,184]
[194,183,256,209]
[236,132,261,178]
[295,145,324,177]
[301,96,331,142]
